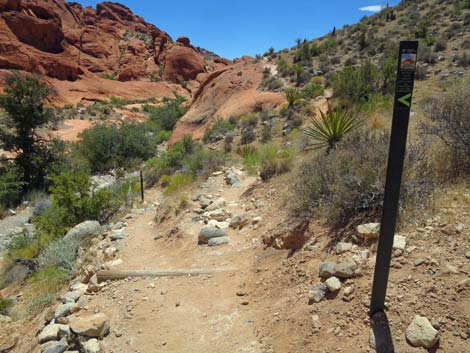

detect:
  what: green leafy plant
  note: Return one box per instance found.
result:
[304,109,361,153]
[285,87,301,108]
[0,296,13,315]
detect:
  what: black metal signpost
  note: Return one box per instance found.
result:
[370,41,419,316]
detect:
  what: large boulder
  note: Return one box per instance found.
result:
[69,313,110,338]
[357,223,380,239]
[162,44,206,83]
[64,221,101,241]
[405,315,439,348]
[38,324,70,344]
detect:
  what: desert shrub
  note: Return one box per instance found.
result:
[77,123,155,172]
[4,232,40,260]
[203,118,237,143]
[300,82,324,99]
[102,73,116,80]
[434,38,447,52]
[422,77,470,178]
[292,129,433,225]
[415,64,428,80]
[183,147,225,177]
[258,143,295,181]
[285,87,302,107]
[160,173,194,194]
[237,145,259,175]
[240,113,259,128]
[147,93,187,131]
[38,238,79,272]
[0,296,13,315]
[455,52,470,68]
[277,59,294,77]
[418,46,437,64]
[333,60,392,104]
[260,124,272,143]
[241,128,256,145]
[26,266,68,314]
[261,76,284,91]
[35,172,119,239]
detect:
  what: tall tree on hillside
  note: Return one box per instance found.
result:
[0,72,55,191]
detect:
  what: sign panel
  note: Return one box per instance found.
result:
[370,41,418,316]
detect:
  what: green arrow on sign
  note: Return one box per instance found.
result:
[398,93,412,107]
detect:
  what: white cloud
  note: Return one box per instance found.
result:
[359,5,384,12]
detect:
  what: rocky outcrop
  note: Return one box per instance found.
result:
[169,60,286,143]
[0,0,225,104]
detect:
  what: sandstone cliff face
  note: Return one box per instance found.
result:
[0,0,226,86]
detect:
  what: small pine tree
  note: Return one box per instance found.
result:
[0,72,54,191]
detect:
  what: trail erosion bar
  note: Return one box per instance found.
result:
[370,41,418,316]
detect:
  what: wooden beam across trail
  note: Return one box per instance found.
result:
[96,268,238,282]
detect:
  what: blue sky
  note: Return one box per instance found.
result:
[76,0,400,59]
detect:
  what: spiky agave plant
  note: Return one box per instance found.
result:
[304,109,361,153]
[285,87,301,108]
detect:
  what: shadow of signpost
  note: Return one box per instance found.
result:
[370,312,395,353]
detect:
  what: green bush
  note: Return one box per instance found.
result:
[26,266,68,314]
[292,129,433,225]
[300,83,324,100]
[4,232,40,260]
[333,59,395,104]
[160,173,194,194]
[261,76,284,91]
[35,172,119,239]
[38,238,79,272]
[258,143,295,181]
[203,118,237,143]
[77,123,155,172]
[147,94,187,131]
[0,296,13,315]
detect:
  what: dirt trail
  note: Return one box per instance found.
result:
[88,172,268,353]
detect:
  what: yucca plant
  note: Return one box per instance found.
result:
[285,87,301,108]
[304,109,361,153]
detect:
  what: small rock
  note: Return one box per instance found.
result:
[41,337,68,353]
[334,262,357,279]
[325,277,341,292]
[225,169,240,187]
[252,216,262,225]
[198,226,227,244]
[465,251,470,259]
[103,247,117,259]
[308,283,327,304]
[405,315,439,349]
[343,286,354,297]
[110,228,128,241]
[229,214,250,229]
[69,313,110,338]
[356,223,380,239]
[38,324,70,344]
[208,236,231,246]
[55,303,76,319]
[205,198,226,212]
[82,338,101,353]
[393,235,407,251]
[335,242,352,254]
[60,291,81,304]
[319,262,336,278]
[414,259,425,266]
[0,315,12,324]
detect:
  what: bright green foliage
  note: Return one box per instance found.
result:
[49,172,118,225]
[4,232,40,260]
[304,109,361,152]
[0,72,55,191]
[285,87,302,107]
[258,143,295,181]
[77,123,155,172]
[160,173,194,194]
[147,93,187,131]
